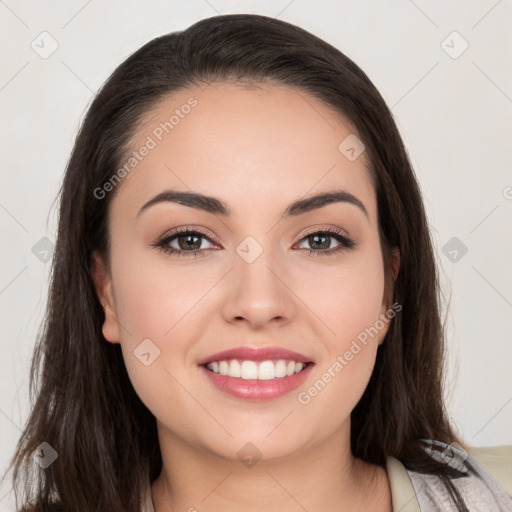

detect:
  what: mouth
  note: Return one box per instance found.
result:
[197,346,315,400]
[202,359,313,380]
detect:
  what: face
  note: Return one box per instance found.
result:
[92,82,399,463]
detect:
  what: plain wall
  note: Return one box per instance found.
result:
[1,1,511,509]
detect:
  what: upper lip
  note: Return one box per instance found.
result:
[197,346,313,365]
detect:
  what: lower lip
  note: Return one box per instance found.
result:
[199,363,314,401]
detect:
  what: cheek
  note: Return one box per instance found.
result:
[291,249,385,425]
[112,248,218,342]
[112,259,205,432]
[110,249,223,421]
[293,248,386,346]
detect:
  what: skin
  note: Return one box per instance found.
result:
[92,82,400,512]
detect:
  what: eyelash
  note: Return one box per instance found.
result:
[152,227,356,258]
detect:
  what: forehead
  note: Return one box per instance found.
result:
[111,82,376,222]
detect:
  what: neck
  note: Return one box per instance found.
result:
[150,422,391,512]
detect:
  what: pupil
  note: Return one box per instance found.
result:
[310,234,329,250]
[179,234,201,250]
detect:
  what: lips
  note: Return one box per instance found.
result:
[199,363,314,400]
[197,346,313,365]
[197,346,314,400]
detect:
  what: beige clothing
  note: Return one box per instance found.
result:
[141,445,512,511]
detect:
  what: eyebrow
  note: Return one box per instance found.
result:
[137,189,368,220]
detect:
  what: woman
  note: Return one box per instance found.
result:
[5,13,512,512]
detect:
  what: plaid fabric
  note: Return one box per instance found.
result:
[407,440,512,511]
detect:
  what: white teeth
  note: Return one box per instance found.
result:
[205,359,308,380]
[275,360,287,378]
[241,360,258,379]
[258,361,275,380]
[229,359,241,378]
[219,360,229,375]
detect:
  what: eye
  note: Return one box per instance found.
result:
[152,226,356,258]
[152,228,219,258]
[295,228,356,257]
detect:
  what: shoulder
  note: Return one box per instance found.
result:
[407,441,512,510]
[386,455,421,511]
[386,442,512,512]
[465,444,512,497]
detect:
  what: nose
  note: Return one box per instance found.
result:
[221,247,296,330]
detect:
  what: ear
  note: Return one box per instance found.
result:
[378,247,401,344]
[388,246,401,283]
[90,251,121,344]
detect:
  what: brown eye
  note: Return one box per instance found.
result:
[296,229,356,257]
[175,233,203,251]
[152,229,218,258]
[304,233,335,250]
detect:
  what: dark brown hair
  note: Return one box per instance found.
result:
[5,13,468,511]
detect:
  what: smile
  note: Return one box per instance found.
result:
[204,359,310,380]
[200,361,314,401]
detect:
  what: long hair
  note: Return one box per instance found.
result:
[5,13,467,511]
